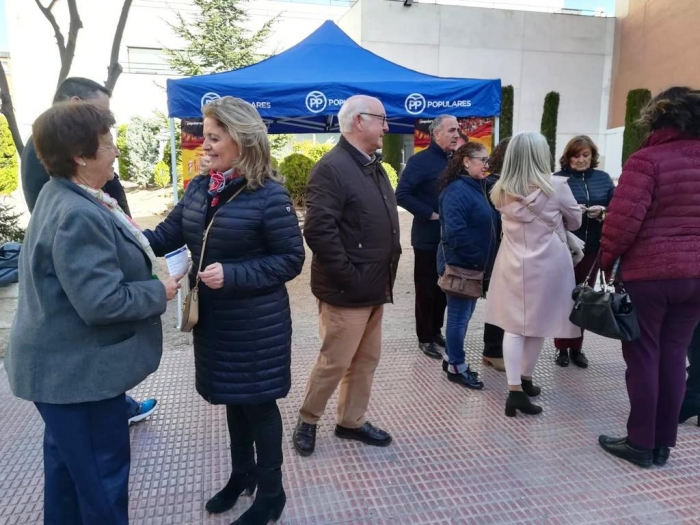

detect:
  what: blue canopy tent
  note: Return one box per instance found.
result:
[166,21,501,134]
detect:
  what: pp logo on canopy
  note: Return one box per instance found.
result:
[201,92,221,107]
[306,91,327,113]
[405,93,426,115]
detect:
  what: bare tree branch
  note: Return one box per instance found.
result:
[0,64,24,155]
[59,0,83,86]
[35,0,66,57]
[104,0,133,92]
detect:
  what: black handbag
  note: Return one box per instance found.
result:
[569,254,640,342]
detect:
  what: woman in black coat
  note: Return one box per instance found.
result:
[145,97,305,525]
[552,135,615,369]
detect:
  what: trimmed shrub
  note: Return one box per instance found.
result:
[154,161,172,188]
[500,85,514,142]
[0,115,18,195]
[540,91,560,171]
[279,153,314,206]
[381,134,403,176]
[292,140,333,163]
[382,161,398,189]
[622,88,652,166]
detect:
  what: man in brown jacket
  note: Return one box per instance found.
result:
[293,95,401,456]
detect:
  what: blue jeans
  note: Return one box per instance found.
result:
[445,294,478,373]
[125,395,140,419]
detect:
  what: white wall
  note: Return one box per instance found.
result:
[603,126,624,180]
[339,0,615,163]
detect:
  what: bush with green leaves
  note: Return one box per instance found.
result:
[116,124,131,181]
[123,117,161,187]
[153,161,172,188]
[0,201,24,243]
[381,134,403,176]
[0,116,18,195]
[540,91,560,171]
[292,140,334,163]
[622,88,652,166]
[382,161,398,189]
[279,153,314,206]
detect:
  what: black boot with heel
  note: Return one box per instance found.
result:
[206,471,257,514]
[505,390,543,417]
[232,467,286,525]
[520,378,541,397]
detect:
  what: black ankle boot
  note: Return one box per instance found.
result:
[206,471,256,514]
[231,490,286,525]
[653,446,670,466]
[505,390,543,417]
[520,378,541,397]
[679,401,700,424]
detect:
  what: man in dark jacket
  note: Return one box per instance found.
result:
[395,115,459,359]
[22,77,131,216]
[293,95,401,456]
[21,77,155,425]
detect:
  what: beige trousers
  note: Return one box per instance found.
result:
[299,301,384,429]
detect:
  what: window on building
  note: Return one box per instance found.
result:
[126,47,176,75]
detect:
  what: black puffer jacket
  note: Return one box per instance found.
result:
[554,167,615,253]
[144,176,305,405]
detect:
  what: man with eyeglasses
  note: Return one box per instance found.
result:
[395,115,460,360]
[293,95,401,456]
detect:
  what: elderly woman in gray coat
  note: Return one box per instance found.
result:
[4,102,181,525]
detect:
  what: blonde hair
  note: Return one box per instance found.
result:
[202,96,277,189]
[490,131,554,208]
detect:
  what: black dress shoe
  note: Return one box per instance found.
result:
[434,333,446,349]
[598,435,652,468]
[570,349,589,368]
[555,349,569,367]
[335,421,392,447]
[520,378,541,397]
[653,446,670,466]
[419,342,442,359]
[446,366,484,390]
[505,390,542,417]
[292,417,317,457]
[206,471,256,514]
[442,359,448,372]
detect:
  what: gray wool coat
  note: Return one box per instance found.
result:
[4,178,167,404]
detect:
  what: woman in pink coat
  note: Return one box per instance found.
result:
[486,131,583,417]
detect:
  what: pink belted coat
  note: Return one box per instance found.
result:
[485,176,583,338]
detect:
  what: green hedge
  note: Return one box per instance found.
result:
[540,91,560,171]
[280,153,315,206]
[116,124,131,181]
[500,85,514,142]
[0,115,18,195]
[622,88,652,166]
[292,140,333,163]
[381,134,403,176]
[382,161,398,189]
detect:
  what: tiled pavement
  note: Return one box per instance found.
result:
[1,212,700,525]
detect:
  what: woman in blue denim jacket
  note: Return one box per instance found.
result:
[437,143,500,390]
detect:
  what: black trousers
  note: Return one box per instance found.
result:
[685,322,700,406]
[483,323,504,359]
[414,248,446,343]
[35,394,130,525]
[226,401,283,497]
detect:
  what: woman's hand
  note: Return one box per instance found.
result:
[162,275,183,300]
[586,205,605,219]
[199,263,224,289]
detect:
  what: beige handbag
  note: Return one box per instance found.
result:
[180,186,245,333]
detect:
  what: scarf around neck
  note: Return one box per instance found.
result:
[208,168,242,206]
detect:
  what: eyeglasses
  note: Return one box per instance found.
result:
[360,113,388,125]
[470,156,490,164]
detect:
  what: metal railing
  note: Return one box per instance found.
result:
[386,0,612,17]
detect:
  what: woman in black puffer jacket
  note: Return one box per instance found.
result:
[553,135,615,369]
[145,97,304,524]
